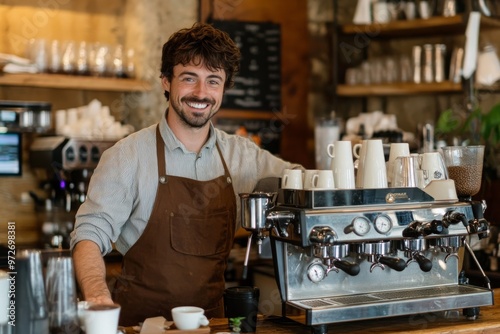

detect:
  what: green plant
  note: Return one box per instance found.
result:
[229,317,246,332]
[480,104,500,145]
[436,102,500,178]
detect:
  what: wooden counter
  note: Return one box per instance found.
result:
[123,289,499,333]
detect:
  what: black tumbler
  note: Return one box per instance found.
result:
[223,286,260,333]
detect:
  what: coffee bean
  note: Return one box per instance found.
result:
[447,164,482,197]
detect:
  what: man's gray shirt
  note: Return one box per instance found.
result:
[70,113,300,255]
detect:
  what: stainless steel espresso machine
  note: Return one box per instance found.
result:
[240,186,494,334]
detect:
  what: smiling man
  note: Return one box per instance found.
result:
[70,23,301,327]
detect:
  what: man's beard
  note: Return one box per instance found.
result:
[171,97,217,128]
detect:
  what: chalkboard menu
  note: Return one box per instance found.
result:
[211,20,281,112]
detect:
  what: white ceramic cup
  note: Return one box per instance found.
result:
[171,306,210,330]
[353,140,368,188]
[303,169,319,189]
[77,300,95,331]
[387,142,410,186]
[83,304,121,334]
[421,152,448,187]
[312,170,335,189]
[356,139,388,188]
[327,141,355,189]
[282,169,303,190]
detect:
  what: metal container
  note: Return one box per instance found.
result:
[239,192,276,231]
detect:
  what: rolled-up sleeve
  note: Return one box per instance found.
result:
[70,138,140,255]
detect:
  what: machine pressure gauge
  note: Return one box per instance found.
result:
[374,214,393,234]
[307,262,326,283]
[351,216,371,236]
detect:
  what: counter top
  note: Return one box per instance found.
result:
[125,288,499,334]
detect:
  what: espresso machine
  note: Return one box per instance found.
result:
[240,185,493,333]
[29,136,116,248]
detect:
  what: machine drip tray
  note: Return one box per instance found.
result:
[287,285,494,326]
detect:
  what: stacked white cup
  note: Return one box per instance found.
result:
[327,140,355,189]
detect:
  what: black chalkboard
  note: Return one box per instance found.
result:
[211,20,281,112]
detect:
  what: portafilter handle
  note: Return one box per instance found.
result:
[332,260,361,276]
[378,256,407,272]
[412,253,433,272]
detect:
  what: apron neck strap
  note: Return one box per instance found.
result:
[156,125,167,181]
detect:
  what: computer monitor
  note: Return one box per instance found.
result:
[0,132,22,176]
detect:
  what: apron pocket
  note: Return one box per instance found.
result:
[170,210,231,256]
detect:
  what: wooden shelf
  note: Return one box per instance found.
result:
[341,15,500,39]
[477,83,500,92]
[0,73,151,92]
[337,81,462,97]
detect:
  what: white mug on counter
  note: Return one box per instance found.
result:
[282,169,303,190]
[327,141,355,189]
[172,306,210,330]
[83,304,121,334]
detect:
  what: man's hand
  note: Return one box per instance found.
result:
[73,240,113,304]
[85,295,115,305]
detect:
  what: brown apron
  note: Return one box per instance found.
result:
[113,126,236,326]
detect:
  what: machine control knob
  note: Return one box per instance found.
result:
[65,146,75,162]
[402,220,447,238]
[442,211,467,227]
[422,220,446,235]
[468,218,490,240]
[91,146,101,162]
[402,221,422,238]
[309,226,336,245]
[78,145,88,163]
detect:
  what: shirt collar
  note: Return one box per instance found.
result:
[159,109,217,153]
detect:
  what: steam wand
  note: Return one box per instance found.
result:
[242,233,253,280]
[241,231,268,280]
